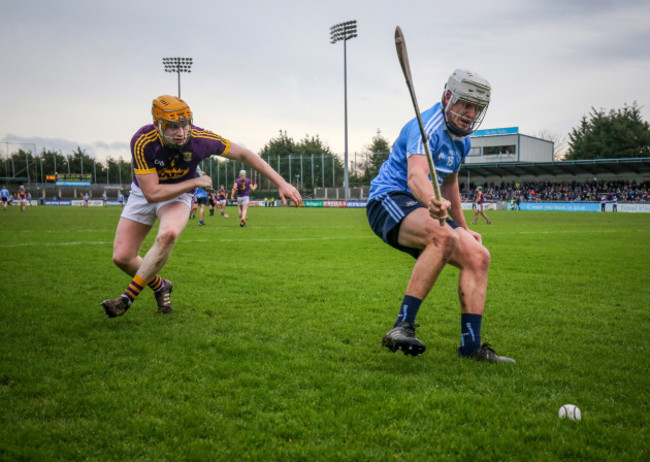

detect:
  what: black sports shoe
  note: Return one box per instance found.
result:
[154,279,173,314]
[459,343,515,363]
[382,322,426,356]
[101,295,130,318]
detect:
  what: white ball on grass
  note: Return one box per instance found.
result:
[558,404,581,420]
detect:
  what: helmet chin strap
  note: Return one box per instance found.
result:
[162,134,189,148]
[443,104,472,137]
[157,121,191,148]
[443,97,487,137]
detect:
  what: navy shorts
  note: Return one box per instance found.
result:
[366,191,459,259]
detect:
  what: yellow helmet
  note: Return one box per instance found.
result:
[152,95,192,123]
[152,95,193,146]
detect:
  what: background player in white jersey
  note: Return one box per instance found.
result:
[366,69,514,363]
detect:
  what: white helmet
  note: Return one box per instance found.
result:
[441,69,491,136]
[239,170,247,177]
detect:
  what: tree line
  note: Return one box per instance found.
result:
[2,102,648,188]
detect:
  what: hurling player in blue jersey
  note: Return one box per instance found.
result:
[367,69,514,363]
[101,95,301,318]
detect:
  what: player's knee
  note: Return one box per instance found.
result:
[426,227,458,260]
[112,251,132,271]
[471,245,491,273]
[156,228,180,248]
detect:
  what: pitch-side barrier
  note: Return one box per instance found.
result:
[40,199,650,213]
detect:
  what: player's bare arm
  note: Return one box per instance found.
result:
[137,173,212,203]
[440,174,466,227]
[441,174,482,243]
[407,155,449,221]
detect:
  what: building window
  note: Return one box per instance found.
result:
[468,147,482,157]
[483,145,516,155]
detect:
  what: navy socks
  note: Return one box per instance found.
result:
[394,295,422,327]
[459,313,483,356]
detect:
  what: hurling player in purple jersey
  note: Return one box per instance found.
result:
[101,95,301,318]
[231,170,257,227]
[216,185,229,219]
[367,69,514,363]
[472,185,491,224]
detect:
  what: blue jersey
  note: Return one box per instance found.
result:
[368,102,470,200]
[0,188,8,199]
[195,187,208,199]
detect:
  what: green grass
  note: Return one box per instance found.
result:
[1,206,649,461]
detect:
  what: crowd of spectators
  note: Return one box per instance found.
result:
[461,180,650,202]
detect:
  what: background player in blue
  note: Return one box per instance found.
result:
[101,95,301,318]
[195,171,210,226]
[1,186,9,210]
[367,69,514,363]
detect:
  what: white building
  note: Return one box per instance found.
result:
[467,127,554,164]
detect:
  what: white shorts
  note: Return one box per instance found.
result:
[217,200,227,206]
[121,183,193,226]
[237,196,250,206]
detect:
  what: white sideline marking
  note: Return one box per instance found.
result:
[0,228,641,249]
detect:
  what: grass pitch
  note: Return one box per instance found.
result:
[1,205,649,461]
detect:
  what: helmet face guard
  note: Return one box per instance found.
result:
[152,95,193,147]
[441,69,491,137]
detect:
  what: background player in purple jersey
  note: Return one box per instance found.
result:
[231,170,257,227]
[101,95,301,318]
[472,186,491,224]
[366,69,514,363]
[216,185,229,219]
[17,185,28,212]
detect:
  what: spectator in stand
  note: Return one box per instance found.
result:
[461,180,649,205]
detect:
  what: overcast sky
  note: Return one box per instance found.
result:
[1,0,649,164]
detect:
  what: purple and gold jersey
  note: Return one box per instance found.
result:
[18,190,27,200]
[130,124,230,187]
[234,178,252,198]
[217,189,228,201]
[475,191,484,204]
